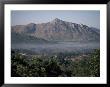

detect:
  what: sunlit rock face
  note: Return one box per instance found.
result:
[11,18,100,42]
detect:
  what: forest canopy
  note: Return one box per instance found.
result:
[11,49,100,77]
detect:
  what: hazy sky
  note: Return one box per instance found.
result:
[11,10,100,29]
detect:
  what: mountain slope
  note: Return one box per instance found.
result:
[11,32,49,44]
[12,18,100,42]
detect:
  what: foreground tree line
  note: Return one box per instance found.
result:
[11,49,100,77]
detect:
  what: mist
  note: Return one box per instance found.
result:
[11,41,100,54]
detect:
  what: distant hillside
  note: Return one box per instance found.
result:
[11,32,49,44]
[12,18,100,42]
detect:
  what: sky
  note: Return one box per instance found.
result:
[11,10,100,29]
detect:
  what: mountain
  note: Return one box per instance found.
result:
[11,32,50,44]
[11,18,100,42]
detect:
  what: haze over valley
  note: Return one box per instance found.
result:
[11,17,100,77]
[11,18,100,55]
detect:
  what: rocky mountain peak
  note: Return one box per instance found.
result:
[11,18,100,42]
[52,18,63,23]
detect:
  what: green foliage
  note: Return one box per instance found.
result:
[70,49,100,77]
[11,49,100,77]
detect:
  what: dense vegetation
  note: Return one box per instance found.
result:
[11,49,100,77]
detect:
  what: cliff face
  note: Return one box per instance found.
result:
[12,18,100,42]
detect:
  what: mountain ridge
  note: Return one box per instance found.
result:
[11,18,100,42]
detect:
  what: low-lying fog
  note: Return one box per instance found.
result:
[11,41,100,54]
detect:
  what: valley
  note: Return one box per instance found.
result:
[11,18,100,77]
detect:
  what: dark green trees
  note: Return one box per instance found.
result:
[11,49,100,77]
